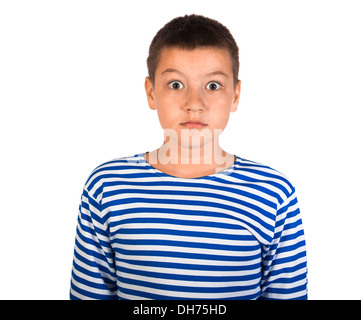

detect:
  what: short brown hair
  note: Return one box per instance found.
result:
[146,14,240,87]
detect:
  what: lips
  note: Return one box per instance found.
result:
[180,121,207,129]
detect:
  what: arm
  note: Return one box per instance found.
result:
[70,187,117,300]
[260,190,308,300]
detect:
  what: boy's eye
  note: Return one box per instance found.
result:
[168,80,184,90]
[206,81,221,91]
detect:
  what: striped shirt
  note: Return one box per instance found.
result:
[70,152,307,300]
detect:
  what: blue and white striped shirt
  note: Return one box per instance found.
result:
[70,152,307,300]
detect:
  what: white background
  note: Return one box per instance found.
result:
[1,0,360,300]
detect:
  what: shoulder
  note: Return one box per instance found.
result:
[82,153,145,199]
[233,156,296,204]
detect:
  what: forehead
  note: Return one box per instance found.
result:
[155,46,233,77]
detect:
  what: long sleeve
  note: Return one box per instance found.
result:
[260,189,308,300]
[70,187,117,300]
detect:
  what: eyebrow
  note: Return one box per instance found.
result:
[161,68,229,78]
[161,68,184,76]
[206,71,229,78]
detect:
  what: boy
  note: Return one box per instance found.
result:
[70,14,307,300]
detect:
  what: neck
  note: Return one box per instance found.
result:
[146,136,235,177]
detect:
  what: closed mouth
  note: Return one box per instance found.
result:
[180,121,207,125]
[180,121,208,129]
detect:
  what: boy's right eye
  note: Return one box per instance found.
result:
[168,80,184,90]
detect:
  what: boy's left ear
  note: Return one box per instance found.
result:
[145,76,157,110]
[231,80,241,112]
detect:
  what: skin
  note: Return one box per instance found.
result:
[144,46,241,178]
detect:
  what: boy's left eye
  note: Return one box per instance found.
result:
[206,81,221,91]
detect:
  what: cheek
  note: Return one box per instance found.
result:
[208,102,232,129]
[153,91,174,126]
[156,106,181,129]
[211,114,230,130]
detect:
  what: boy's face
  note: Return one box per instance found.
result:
[145,46,241,149]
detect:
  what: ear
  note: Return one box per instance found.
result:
[230,80,241,112]
[145,76,157,110]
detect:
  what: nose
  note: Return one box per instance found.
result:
[184,87,205,112]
